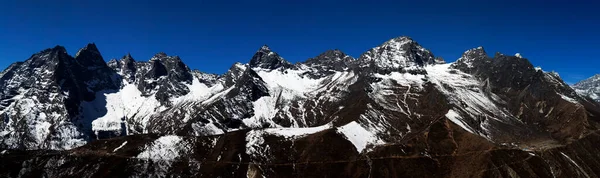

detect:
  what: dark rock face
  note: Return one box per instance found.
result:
[302,49,354,78]
[137,53,193,104]
[1,37,600,177]
[249,45,293,70]
[451,49,595,142]
[0,44,122,150]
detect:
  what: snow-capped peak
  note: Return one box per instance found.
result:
[358,36,436,71]
[259,44,271,52]
[463,46,487,57]
[383,36,414,45]
[515,53,523,58]
[150,52,168,61]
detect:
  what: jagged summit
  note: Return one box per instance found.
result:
[388,36,414,43]
[48,45,67,53]
[75,43,107,69]
[249,45,292,70]
[358,36,437,72]
[305,49,354,64]
[76,43,99,55]
[462,46,487,58]
[151,52,168,60]
[451,46,490,72]
[123,53,134,61]
[259,44,270,51]
[301,49,354,78]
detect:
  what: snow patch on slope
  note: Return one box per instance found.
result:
[171,77,212,103]
[245,123,332,158]
[374,72,426,88]
[137,135,187,160]
[85,75,224,135]
[245,130,267,156]
[254,68,324,94]
[84,84,163,135]
[263,123,331,138]
[336,121,384,153]
[244,68,331,128]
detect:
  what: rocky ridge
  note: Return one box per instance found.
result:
[0,36,599,177]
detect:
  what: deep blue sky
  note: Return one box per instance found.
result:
[0,0,598,84]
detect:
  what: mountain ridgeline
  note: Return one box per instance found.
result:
[1,37,600,177]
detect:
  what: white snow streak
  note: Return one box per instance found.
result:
[445,110,476,134]
[113,141,128,152]
[560,152,590,178]
[559,94,579,104]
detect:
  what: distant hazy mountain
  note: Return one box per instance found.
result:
[573,74,600,102]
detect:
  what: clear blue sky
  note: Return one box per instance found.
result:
[0,0,598,84]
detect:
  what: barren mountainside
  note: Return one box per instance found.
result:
[1,36,600,177]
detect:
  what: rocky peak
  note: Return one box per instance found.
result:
[74,43,106,69]
[134,52,193,104]
[451,46,490,73]
[146,57,168,80]
[156,55,192,83]
[453,47,569,102]
[72,43,120,91]
[305,49,354,65]
[117,53,137,83]
[39,45,68,55]
[75,43,100,56]
[463,46,487,59]
[123,53,135,62]
[434,57,446,64]
[249,45,292,70]
[0,62,24,80]
[192,70,219,87]
[225,66,269,102]
[357,36,437,72]
[301,49,355,78]
[26,45,74,73]
[152,52,168,59]
[223,62,248,87]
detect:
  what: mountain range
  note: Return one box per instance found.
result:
[1,36,600,177]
